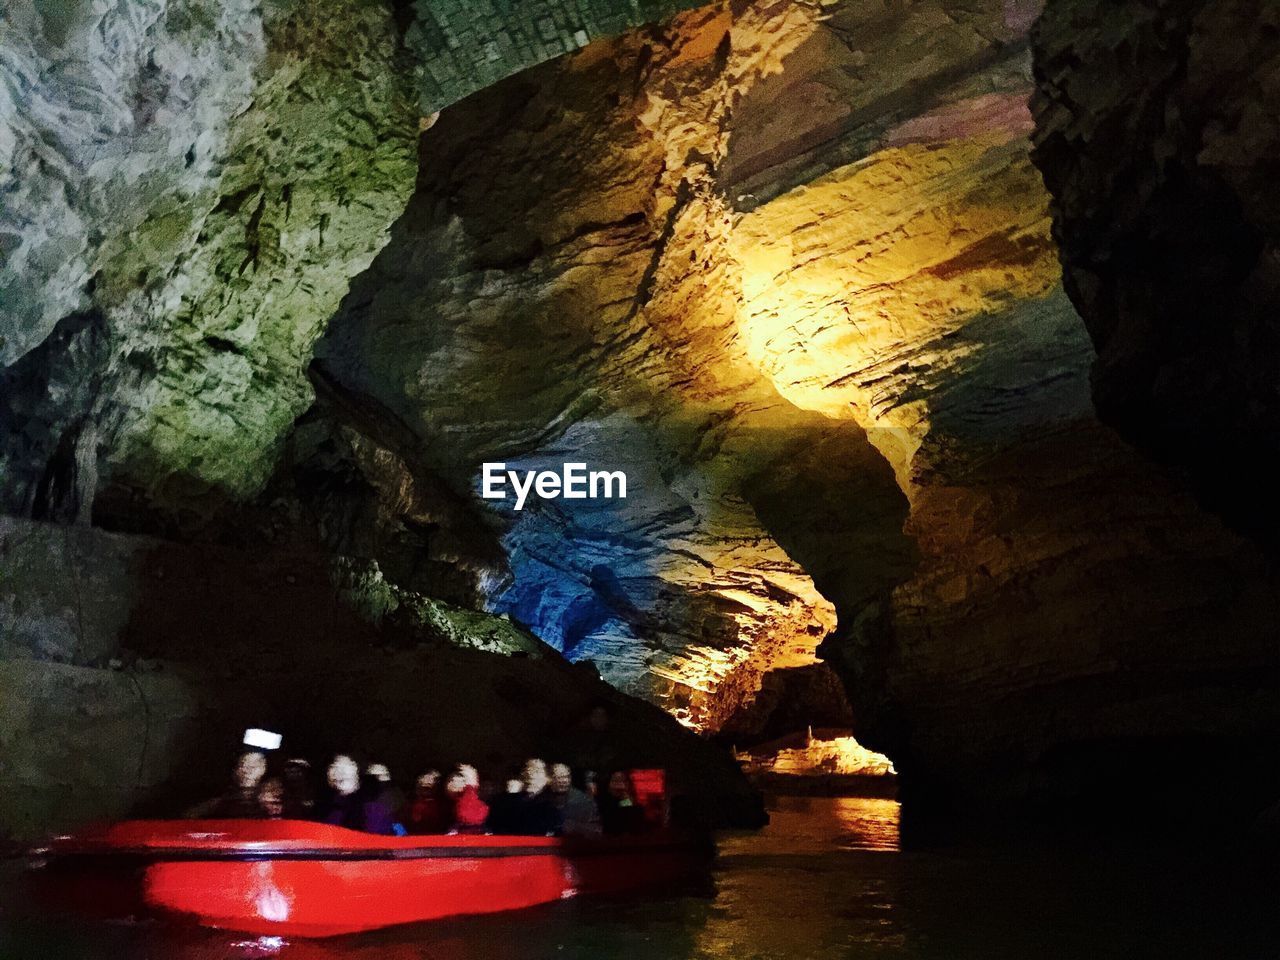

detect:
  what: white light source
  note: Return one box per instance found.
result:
[243,728,282,750]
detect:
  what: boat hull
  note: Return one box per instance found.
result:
[30,820,707,937]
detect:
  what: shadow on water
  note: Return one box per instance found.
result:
[3,796,1278,960]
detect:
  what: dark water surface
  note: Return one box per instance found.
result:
[2,796,1276,959]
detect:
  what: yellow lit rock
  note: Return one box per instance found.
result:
[732,134,1062,491]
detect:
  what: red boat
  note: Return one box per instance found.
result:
[28,819,710,937]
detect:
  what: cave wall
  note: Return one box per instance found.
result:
[405,0,708,110]
[3,0,1279,823]
[317,0,922,728]
[1031,0,1280,551]
[313,0,1280,813]
[1,0,420,529]
[0,0,710,533]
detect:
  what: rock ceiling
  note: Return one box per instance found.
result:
[316,0,1082,731]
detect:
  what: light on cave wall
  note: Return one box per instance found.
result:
[738,730,896,778]
[649,572,837,731]
[730,134,1062,490]
[487,6,1059,736]
[670,130,1060,749]
[652,648,743,730]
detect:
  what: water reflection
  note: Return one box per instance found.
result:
[3,796,1277,960]
[726,795,901,855]
[694,796,904,958]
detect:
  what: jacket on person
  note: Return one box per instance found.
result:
[600,795,646,835]
[361,794,398,835]
[406,794,447,834]
[318,791,365,830]
[489,790,562,836]
[452,785,490,833]
[553,786,603,837]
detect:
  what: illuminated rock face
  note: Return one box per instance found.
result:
[316,0,1084,736]
[0,0,705,531]
[318,0,922,728]
[716,0,1280,808]
[0,0,420,525]
[4,0,1280,816]
[321,0,1280,810]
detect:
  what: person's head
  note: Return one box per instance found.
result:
[607,770,632,801]
[327,754,360,796]
[258,777,284,817]
[416,770,440,795]
[366,763,391,783]
[522,758,548,795]
[445,764,478,796]
[550,763,572,794]
[505,778,523,794]
[234,751,268,791]
[283,757,310,782]
[584,770,598,798]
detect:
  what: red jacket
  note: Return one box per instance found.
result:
[452,786,489,831]
[406,796,446,834]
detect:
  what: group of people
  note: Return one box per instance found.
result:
[195,749,656,839]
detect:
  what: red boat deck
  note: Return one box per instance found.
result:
[31,820,706,937]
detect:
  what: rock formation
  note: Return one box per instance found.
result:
[3,0,1279,830]
[1,0,420,533]
[317,0,1279,814]
[1031,0,1280,552]
[317,0,913,730]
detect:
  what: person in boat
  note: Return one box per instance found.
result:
[405,769,446,834]
[599,770,647,835]
[362,763,406,835]
[521,758,565,836]
[482,771,527,835]
[187,750,268,818]
[318,754,366,830]
[281,757,315,819]
[257,777,286,819]
[549,762,602,837]
[489,758,563,836]
[445,764,489,834]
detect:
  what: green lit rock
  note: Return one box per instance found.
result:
[1,0,420,519]
[331,556,544,657]
[105,0,421,504]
